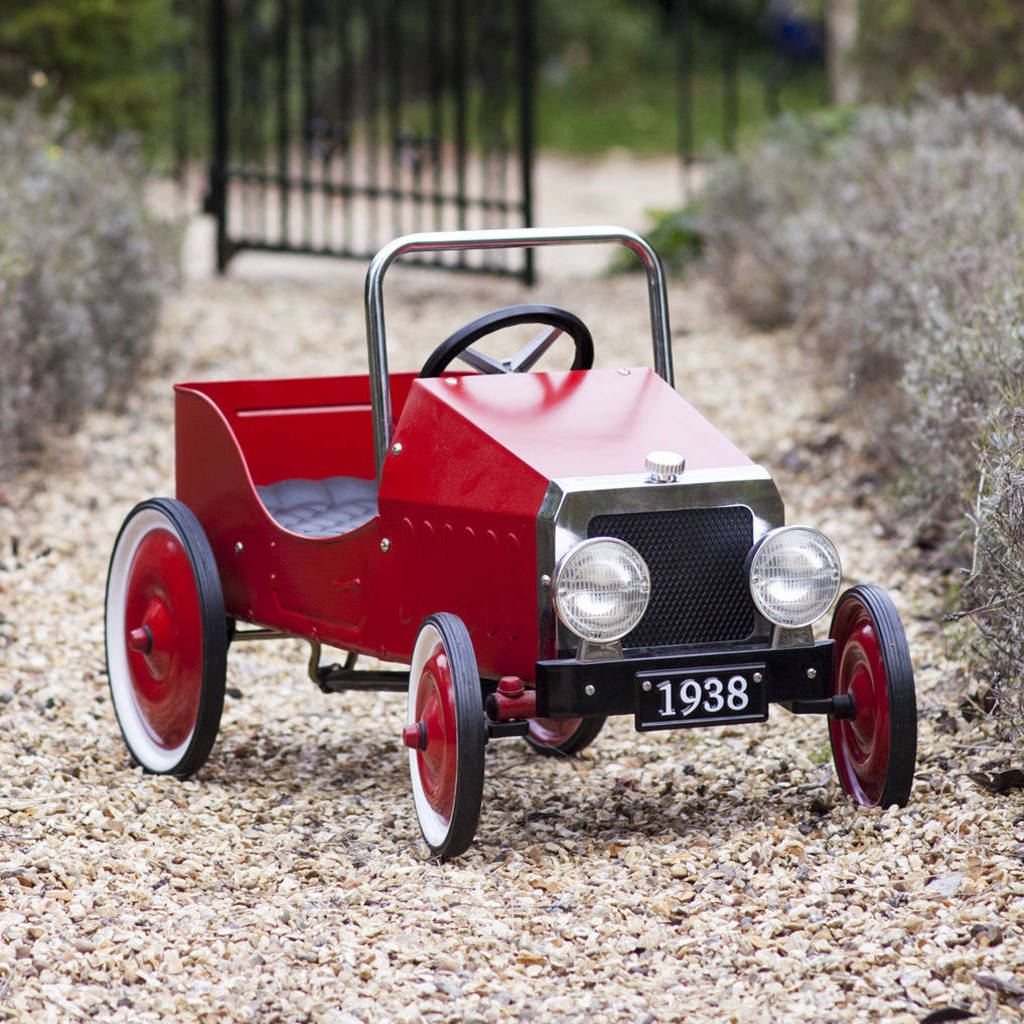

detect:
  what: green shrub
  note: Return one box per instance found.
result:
[0,0,186,156]
[0,100,171,479]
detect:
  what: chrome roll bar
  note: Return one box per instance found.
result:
[363,225,674,479]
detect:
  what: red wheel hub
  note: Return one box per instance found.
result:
[123,528,204,750]
[830,602,890,805]
[414,645,458,822]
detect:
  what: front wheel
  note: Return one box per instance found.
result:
[406,614,486,860]
[105,498,227,778]
[828,585,916,807]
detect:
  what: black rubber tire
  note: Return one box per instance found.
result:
[419,304,594,377]
[525,716,606,757]
[407,613,486,860]
[105,498,227,779]
[828,584,917,808]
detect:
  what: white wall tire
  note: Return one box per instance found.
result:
[105,499,226,777]
[406,614,485,860]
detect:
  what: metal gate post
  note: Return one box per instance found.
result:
[518,0,536,285]
[207,0,229,273]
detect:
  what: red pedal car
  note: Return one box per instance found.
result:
[105,227,917,860]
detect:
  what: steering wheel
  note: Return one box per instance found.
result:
[419,304,594,378]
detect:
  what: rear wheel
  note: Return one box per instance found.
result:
[406,614,486,860]
[828,585,916,807]
[525,716,605,757]
[105,498,226,777]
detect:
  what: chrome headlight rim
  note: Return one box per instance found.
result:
[552,536,651,644]
[748,525,842,629]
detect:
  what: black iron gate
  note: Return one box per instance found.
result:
[671,0,827,177]
[207,0,535,280]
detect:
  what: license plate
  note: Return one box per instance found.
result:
[634,664,768,731]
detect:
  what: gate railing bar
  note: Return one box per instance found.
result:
[339,7,354,254]
[300,0,313,250]
[454,0,468,267]
[518,0,535,284]
[222,168,524,210]
[276,0,290,248]
[366,0,380,246]
[388,0,400,240]
[209,0,229,271]
[429,0,443,244]
[232,238,540,267]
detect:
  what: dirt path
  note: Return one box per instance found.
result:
[1,153,1021,1023]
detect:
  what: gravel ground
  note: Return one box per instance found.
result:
[2,154,1023,1023]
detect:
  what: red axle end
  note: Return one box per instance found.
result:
[128,626,152,654]
[402,722,427,751]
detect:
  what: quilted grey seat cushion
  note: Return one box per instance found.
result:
[257,476,379,538]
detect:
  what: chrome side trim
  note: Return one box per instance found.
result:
[536,466,785,657]
[364,225,673,478]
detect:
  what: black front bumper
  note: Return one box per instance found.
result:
[534,640,836,721]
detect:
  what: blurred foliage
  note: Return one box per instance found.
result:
[0,0,187,158]
[536,0,826,154]
[688,94,1024,735]
[0,100,175,479]
[637,204,707,271]
[857,0,1024,107]
[536,0,675,153]
[0,0,828,160]
[611,203,707,274]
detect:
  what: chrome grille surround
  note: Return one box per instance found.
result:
[537,467,784,657]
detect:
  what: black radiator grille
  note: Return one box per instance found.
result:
[588,505,756,648]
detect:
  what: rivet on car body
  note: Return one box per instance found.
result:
[584,684,596,697]
[391,442,403,455]
[753,671,764,684]
[540,574,551,588]
[641,680,652,692]
[807,667,818,680]
[380,538,391,553]
[235,542,244,555]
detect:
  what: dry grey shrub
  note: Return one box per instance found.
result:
[965,399,1024,736]
[0,100,171,479]
[702,94,1024,734]
[704,94,1024,524]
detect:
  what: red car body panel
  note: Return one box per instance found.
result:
[174,366,753,680]
[408,367,752,479]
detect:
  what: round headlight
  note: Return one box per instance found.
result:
[749,526,842,628]
[552,537,651,644]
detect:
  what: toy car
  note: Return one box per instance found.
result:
[104,226,917,860]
